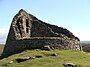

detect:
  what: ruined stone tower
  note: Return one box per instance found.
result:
[2,9,82,57]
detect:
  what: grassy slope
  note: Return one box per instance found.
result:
[0,49,90,67]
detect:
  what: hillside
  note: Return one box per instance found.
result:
[81,41,90,44]
[81,43,90,52]
[0,44,4,54]
[0,49,90,67]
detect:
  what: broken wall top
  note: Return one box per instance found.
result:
[9,9,79,41]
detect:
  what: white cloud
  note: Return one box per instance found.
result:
[0,28,9,44]
[0,28,8,35]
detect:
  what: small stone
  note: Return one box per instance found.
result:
[51,53,58,56]
[24,56,30,59]
[16,57,30,63]
[31,56,36,59]
[63,63,76,67]
[42,45,51,51]
[29,56,35,59]
[9,60,13,64]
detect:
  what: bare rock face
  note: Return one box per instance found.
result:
[2,9,82,58]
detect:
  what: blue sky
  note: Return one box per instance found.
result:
[0,0,90,43]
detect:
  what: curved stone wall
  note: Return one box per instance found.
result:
[2,37,82,57]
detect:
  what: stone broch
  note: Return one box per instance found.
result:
[2,9,82,57]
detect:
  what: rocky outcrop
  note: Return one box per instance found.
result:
[2,9,82,58]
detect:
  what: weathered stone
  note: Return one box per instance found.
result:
[16,57,30,63]
[42,45,51,51]
[63,63,77,67]
[51,53,58,56]
[1,9,82,58]
[30,56,35,59]
[8,60,14,64]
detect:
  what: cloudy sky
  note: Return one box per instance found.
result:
[0,0,90,43]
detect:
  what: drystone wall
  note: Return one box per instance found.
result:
[2,9,82,58]
[2,37,81,56]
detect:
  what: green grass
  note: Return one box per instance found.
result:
[0,49,90,67]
